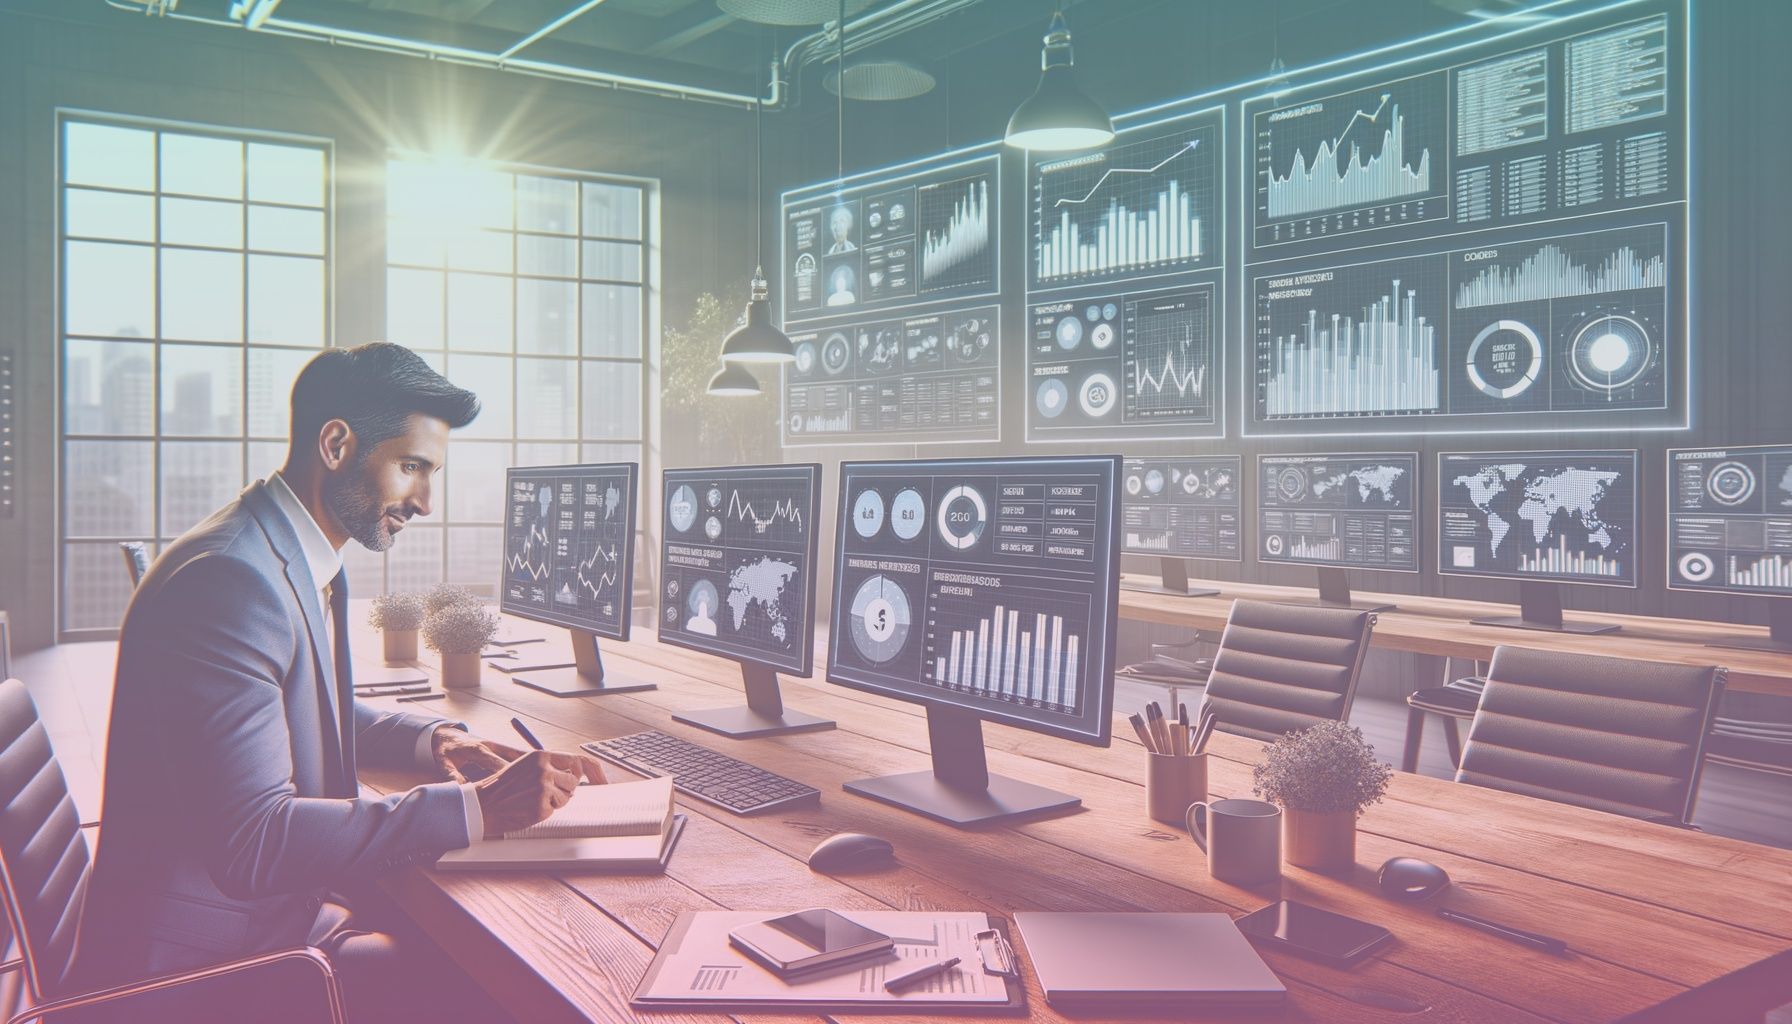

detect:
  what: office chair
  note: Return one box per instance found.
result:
[1401,657,1486,772]
[1195,600,1376,742]
[0,678,346,1024]
[117,543,149,589]
[1703,715,1792,779]
[1453,646,1725,826]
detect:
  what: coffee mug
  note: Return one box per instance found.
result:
[1186,798,1282,886]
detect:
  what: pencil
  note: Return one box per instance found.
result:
[1129,713,1156,753]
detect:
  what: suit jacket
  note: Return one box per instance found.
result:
[72,480,471,988]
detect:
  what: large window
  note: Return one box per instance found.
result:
[367,157,653,599]
[57,114,329,637]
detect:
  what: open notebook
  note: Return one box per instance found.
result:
[436,777,683,872]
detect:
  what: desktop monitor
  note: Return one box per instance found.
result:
[1120,455,1242,597]
[1438,450,1638,635]
[657,463,830,738]
[1256,453,1419,611]
[1667,444,1792,652]
[497,463,654,696]
[828,454,1122,827]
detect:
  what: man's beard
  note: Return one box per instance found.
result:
[323,463,408,552]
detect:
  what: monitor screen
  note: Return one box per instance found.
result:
[1122,455,1243,560]
[1667,445,1792,596]
[1256,453,1419,572]
[1438,450,1638,587]
[656,464,821,675]
[828,455,1121,745]
[500,463,637,638]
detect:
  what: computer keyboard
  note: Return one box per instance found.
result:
[583,730,821,815]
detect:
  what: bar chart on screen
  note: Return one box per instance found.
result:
[924,574,1093,715]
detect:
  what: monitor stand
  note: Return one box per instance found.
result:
[1118,557,1220,598]
[1276,567,1395,612]
[509,629,657,697]
[1707,598,1792,653]
[1471,581,1618,635]
[672,662,835,738]
[844,705,1080,827]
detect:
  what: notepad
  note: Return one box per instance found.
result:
[503,776,675,840]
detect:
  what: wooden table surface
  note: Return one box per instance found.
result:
[1117,575,1792,696]
[355,607,1792,1024]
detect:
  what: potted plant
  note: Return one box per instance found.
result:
[1252,721,1393,872]
[368,592,425,662]
[423,582,482,616]
[424,603,498,689]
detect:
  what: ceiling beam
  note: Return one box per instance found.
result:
[498,0,614,60]
[642,12,739,59]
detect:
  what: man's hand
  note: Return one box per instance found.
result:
[430,728,525,784]
[473,750,598,837]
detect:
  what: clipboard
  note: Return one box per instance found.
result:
[631,910,1028,1014]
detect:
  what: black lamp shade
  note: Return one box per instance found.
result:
[707,361,762,396]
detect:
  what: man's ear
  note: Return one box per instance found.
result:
[318,419,355,470]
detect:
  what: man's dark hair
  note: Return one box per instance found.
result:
[289,342,480,454]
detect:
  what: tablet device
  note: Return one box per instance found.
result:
[728,909,894,978]
[1236,900,1393,967]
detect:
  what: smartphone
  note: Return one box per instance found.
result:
[729,909,895,977]
[1236,900,1393,967]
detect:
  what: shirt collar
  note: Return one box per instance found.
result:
[266,472,343,593]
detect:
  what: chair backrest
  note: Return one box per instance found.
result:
[119,541,150,588]
[1455,645,1725,825]
[0,678,90,1001]
[1197,600,1376,741]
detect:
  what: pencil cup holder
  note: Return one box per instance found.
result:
[1146,752,1208,825]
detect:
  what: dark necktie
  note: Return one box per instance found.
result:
[325,570,358,792]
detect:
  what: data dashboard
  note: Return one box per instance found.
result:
[828,457,1120,743]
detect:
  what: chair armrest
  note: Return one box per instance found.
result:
[1149,634,1204,653]
[5,946,344,1024]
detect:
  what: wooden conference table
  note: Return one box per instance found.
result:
[1116,575,1792,696]
[349,605,1792,1024]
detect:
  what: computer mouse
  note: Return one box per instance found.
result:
[806,832,896,873]
[1378,856,1451,901]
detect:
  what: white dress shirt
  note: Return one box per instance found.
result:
[264,473,483,840]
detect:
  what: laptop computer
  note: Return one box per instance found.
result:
[1015,912,1287,1010]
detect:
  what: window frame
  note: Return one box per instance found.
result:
[367,153,660,604]
[54,109,335,641]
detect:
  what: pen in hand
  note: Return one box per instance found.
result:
[510,717,544,751]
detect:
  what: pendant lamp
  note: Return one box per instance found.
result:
[706,360,762,396]
[1004,8,1114,152]
[718,81,795,364]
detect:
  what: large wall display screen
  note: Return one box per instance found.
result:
[781,153,999,326]
[1667,446,1792,597]
[782,303,999,446]
[1025,106,1227,442]
[1241,5,1685,437]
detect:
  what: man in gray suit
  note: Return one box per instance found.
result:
[74,343,603,1022]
